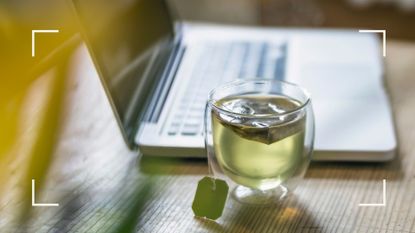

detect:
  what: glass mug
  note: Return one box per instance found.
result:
[204,79,314,205]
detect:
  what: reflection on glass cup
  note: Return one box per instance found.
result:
[205,79,314,205]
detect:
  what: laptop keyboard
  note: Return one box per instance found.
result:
[165,41,287,137]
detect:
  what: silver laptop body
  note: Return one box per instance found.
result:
[72,0,396,161]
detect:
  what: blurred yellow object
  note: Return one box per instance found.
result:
[0,17,78,228]
[0,68,58,227]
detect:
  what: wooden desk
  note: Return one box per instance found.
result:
[3,41,415,233]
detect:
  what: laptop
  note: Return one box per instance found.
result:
[71,0,396,161]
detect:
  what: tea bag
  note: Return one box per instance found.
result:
[213,95,305,144]
[192,177,228,220]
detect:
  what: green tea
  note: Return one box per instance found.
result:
[212,95,306,190]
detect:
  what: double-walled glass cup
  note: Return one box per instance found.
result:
[205,79,314,205]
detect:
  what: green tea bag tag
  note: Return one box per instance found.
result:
[192,176,229,220]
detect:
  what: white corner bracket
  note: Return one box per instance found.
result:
[32,179,59,207]
[358,29,386,57]
[31,29,60,57]
[358,179,386,207]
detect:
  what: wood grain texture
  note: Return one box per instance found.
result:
[3,41,415,233]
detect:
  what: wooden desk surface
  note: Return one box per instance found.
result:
[2,40,415,233]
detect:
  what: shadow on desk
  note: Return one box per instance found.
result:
[139,152,404,182]
[195,195,321,232]
[305,151,404,181]
[139,156,209,175]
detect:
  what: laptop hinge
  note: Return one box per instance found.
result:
[140,34,185,125]
[130,29,185,148]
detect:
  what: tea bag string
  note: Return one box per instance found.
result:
[207,151,217,191]
[205,101,217,190]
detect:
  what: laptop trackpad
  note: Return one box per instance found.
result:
[313,97,396,152]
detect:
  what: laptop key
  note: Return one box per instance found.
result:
[182,131,197,136]
[181,123,200,136]
[168,131,177,136]
[237,42,251,78]
[168,126,180,136]
[256,43,269,78]
[274,44,287,80]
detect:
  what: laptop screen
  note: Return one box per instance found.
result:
[72,0,174,147]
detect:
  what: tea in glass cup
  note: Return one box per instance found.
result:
[205,79,314,204]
